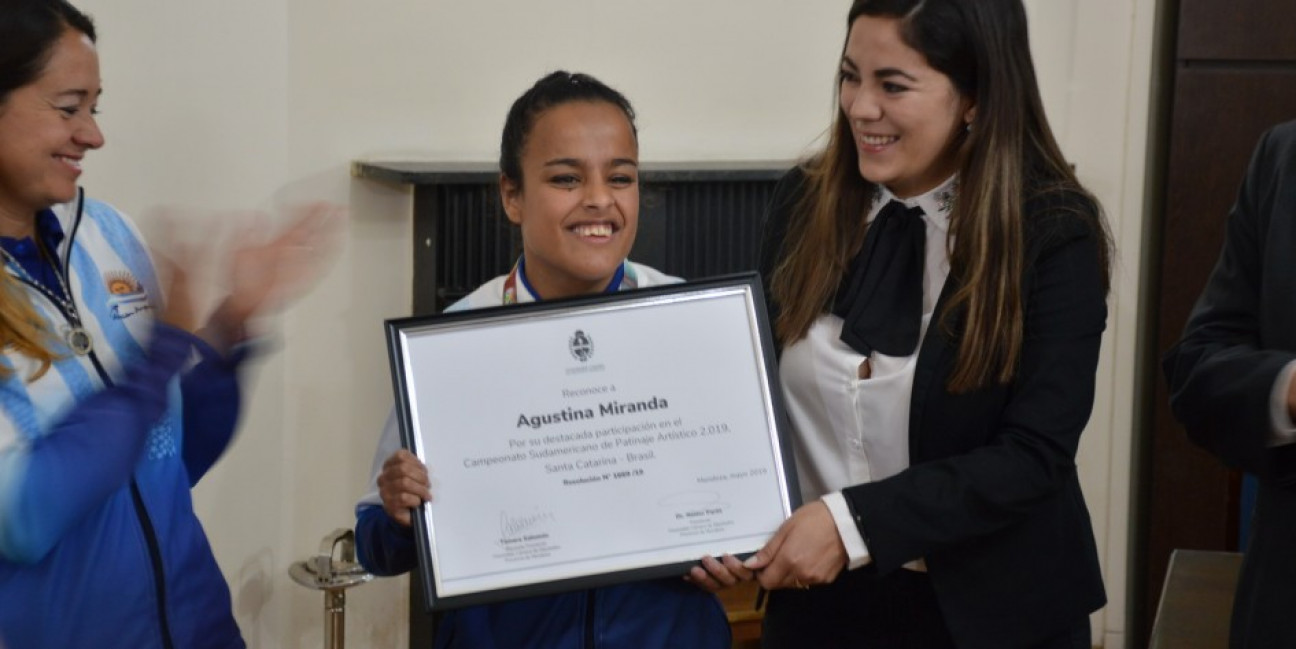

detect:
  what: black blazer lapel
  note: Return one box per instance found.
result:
[908,276,960,456]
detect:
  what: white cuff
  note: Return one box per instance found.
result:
[1268,361,1296,446]
[821,492,872,570]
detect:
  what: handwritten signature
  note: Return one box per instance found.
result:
[110,303,154,320]
[499,509,557,538]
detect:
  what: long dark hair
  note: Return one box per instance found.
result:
[499,71,637,188]
[0,0,96,381]
[1,0,96,104]
[771,0,1112,392]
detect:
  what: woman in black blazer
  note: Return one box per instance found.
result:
[689,1,1112,647]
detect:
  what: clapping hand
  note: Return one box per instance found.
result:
[150,201,344,349]
[206,202,344,348]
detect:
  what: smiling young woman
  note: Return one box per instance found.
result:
[837,14,973,200]
[500,99,641,300]
[691,1,1115,648]
[354,71,732,649]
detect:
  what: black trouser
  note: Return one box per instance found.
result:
[760,568,1090,649]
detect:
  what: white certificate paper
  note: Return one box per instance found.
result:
[386,274,798,609]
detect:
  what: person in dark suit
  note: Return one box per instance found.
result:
[687,1,1112,647]
[1163,119,1296,649]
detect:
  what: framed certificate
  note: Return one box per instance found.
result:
[386,272,799,610]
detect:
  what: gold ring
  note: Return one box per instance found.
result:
[794,579,809,590]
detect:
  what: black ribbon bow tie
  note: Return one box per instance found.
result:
[833,199,926,357]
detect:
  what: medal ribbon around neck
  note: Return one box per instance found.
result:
[0,191,94,356]
[1,246,94,356]
[501,257,636,305]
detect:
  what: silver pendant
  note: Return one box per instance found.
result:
[65,326,93,356]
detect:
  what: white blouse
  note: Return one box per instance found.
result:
[778,176,956,570]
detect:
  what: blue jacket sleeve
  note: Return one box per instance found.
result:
[355,504,417,576]
[0,324,193,564]
[179,337,249,485]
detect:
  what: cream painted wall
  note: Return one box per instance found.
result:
[69,1,1156,647]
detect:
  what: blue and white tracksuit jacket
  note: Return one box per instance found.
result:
[354,259,731,649]
[0,192,245,649]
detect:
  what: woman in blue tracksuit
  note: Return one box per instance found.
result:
[0,3,337,647]
[354,71,731,649]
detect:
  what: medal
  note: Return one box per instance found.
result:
[1,245,94,357]
[65,325,94,355]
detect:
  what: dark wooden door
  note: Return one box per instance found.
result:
[1144,0,1296,643]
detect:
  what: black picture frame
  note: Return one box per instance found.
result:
[385,272,799,611]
